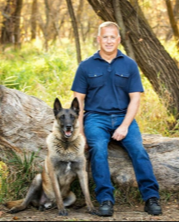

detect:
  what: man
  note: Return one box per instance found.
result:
[71,21,162,217]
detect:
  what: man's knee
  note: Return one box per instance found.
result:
[88,140,108,157]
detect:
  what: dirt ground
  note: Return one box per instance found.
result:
[0,200,179,221]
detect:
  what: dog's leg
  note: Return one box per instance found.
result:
[7,174,42,214]
[77,168,96,215]
[63,191,76,207]
[48,159,68,216]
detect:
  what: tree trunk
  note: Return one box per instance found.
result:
[44,0,50,51]
[76,0,84,42]
[174,0,179,19]
[0,85,53,161]
[13,0,23,48]
[112,0,135,60]
[165,0,179,49]
[66,0,82,64]
[31,0,38,40]
[0,85,179,191]
[87,0,179,118]
[0,0,16,46]
[129,0,154,34]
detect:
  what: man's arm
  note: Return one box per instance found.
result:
[112,92,141,141]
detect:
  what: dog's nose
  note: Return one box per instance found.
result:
[66,125,71,130]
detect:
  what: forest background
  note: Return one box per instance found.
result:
[0,0,179,137]
[0,0,179,205]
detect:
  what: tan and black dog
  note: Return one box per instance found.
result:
[5,97,96,216]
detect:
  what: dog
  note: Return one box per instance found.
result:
[5,97,96,216]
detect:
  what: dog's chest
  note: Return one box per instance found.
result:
[52,158,77,176]
[63,161,71,173]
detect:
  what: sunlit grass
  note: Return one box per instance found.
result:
[0,39,178,137]
[136,74,176,136]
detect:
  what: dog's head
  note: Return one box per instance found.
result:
[53,97,80,139]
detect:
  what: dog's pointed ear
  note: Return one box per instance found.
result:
[54,98,62,116]
[71,97,80,115]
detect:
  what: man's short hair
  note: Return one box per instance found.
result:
[98,21,120,36]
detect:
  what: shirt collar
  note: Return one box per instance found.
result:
[93,49,124,60]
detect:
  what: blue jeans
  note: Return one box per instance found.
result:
[84,113,160,204]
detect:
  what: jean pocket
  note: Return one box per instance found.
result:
[114,73,129,87]
[88,73,104,88]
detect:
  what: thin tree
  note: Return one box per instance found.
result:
[13,0,23,48]
[0,0,13,46]
[31,0,38,40]
[66,0,82,64]
[44,0,50,51]
[165,0,179,49]
[112,0,135,60]
[0,0,20,47]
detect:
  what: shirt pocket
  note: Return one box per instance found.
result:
[87,73,104,88]
[114,73,129,87]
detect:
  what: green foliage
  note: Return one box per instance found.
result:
[0,150,42,203]
[0,42,77,108]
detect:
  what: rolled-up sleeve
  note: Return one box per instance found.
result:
[71,63,87,94]
[128,61,144,93]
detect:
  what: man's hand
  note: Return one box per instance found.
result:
[112,125,128,141]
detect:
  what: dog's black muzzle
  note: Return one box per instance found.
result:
[62,124,73,138]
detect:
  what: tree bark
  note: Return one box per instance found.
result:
[66,0,82,64]
[0,0,16,46]
[87,0,179,118]
[165,0,179,49]
[0,85,179,191]
[0,85,54,161]
[13,0,23,48]
[31,0,38,40]
[112,0,135,60]
[174,0,179,19]
[44,0,50,51]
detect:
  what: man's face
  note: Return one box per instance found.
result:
[97,26,121,54]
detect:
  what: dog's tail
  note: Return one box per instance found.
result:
[4,199,24,209]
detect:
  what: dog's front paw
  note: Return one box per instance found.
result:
[58,209,68,216]
[38,205,45,211]
[7,207,19,214]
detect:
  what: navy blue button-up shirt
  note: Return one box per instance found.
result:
[71,50,144,115]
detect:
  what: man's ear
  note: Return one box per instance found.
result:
[118,36,121,44]
[97,36,100,44]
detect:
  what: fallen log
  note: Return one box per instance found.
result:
[0,85,179,191]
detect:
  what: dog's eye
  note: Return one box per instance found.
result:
[70,114,75,119]
[60,115,65,120]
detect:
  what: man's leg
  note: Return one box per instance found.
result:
[84,113,114,216]
[117,118,162,215]
[84,113,114,204]
[119,119,159,200]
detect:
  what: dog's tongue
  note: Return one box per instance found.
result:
[65,131,72,137]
